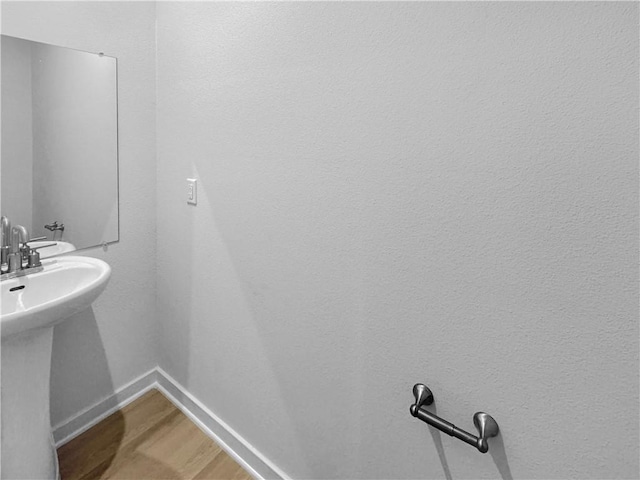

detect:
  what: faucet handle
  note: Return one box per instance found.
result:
[22,237,47,252]
[30,243,57,251]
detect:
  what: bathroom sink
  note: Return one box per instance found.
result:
[28,240,76,258]
[1,256,110,339]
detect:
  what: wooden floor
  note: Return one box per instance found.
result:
[57,389,253,480]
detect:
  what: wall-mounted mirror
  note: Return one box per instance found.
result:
[1,35,118,257]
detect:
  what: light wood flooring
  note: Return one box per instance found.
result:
[57,389,253,480]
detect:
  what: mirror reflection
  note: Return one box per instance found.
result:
[1,35,119,258]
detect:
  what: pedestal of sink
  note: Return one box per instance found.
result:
[1,256,110,479]
[1,327,59,480]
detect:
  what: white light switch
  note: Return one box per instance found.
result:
[187,178,197,205]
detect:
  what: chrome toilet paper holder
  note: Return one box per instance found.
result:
[410,383,499,454]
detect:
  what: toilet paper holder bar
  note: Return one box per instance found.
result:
[409,383,499,454]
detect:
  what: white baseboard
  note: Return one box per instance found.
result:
[50,367,289,480]
[155,368,289,480]
[52,368,159,447]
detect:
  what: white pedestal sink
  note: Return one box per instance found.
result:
[1,256,111,480]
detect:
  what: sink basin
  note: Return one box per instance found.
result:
[1,255,110,339]
[27,240,76,258]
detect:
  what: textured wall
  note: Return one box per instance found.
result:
[2,2,637,478]
[1,1,158,427]
[156,2,638,479]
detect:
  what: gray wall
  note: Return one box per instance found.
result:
[156,3,638,479]
[1,1,158,428]
[1,35,33,232]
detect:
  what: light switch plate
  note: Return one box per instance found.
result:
[187,178,197,205]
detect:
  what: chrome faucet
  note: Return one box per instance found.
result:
[0,220,46,279]
[1,216,11,266]
[8,225,29,273]
[44,221,64,240]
